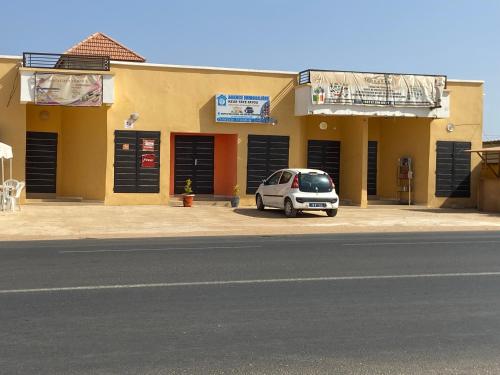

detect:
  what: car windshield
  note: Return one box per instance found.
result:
[298,173,332,193]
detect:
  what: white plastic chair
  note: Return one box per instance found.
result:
[2,179,24,212]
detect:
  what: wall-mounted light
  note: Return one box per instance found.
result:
[446,123,455,132]
[125,112,140,128]
[39,110,49,121]
[269,118,278,126]
[319,121,328,130]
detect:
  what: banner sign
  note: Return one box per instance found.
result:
[309,71,446,108]
[34,73,103,106]
[215,94,271,123]
[141,153,156,168]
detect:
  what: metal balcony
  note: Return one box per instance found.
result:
[23,52,110,71]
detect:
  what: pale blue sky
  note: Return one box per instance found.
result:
[1,0,498,139]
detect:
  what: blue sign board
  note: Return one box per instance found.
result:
[215,94,271,123]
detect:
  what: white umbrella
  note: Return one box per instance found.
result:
[0,142,13,184]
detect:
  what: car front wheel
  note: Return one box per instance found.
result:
[284,199,297,218]
[256,194,265,211]
[326,209,338,217]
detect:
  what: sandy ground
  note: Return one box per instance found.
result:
[0,203,499,241]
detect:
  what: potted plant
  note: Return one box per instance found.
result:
[230,184,240,208]
[182,179,194,207]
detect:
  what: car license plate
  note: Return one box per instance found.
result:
[309,203,326,208]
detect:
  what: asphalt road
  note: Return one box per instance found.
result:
[1,231,500,374]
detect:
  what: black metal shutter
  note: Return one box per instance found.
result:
[114,131,138,193]
[114,130,161,193]
[435,141,471,197]
[25,131,58,194]
[307,140,341,193]
[136,131,161,193]
[246,135,289,194]
[174,135,214,194]
[367,141,378,196]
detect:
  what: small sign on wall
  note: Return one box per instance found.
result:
[142,139,155,151]
[141,153,156,168]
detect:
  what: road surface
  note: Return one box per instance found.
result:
[1,231,500,374]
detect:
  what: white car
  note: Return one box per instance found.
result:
[255,168,339,218]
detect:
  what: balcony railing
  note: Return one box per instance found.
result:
[298,70,311,85]
[23,52,110,71]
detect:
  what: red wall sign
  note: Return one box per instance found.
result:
[141,153,156,168]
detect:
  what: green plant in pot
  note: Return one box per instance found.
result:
[182,179,194,207]
[230,184,240,208]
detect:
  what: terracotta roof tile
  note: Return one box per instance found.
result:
[65,32,146,62]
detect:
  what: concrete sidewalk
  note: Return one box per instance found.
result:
[0,203,499,241]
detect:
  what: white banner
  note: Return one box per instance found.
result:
[34,73,103,106]
[309,71,446,108]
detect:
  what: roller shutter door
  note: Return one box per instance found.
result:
[307,140,341,193]
[246,135,289,194]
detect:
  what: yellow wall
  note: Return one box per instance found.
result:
[105,64,302,205]
[339,117,368,206]
[478,178,500,212]
[370,117,432,204]
[0,58,26,187]
[26,105,63,194]
[59,107,107,199]
[428,81,483,208]
[0,57,485,209]
[26,105,107,200]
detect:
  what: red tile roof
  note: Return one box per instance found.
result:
[65,32,146,62]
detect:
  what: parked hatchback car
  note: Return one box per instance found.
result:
[255,168,339,217]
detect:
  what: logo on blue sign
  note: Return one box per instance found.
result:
[217,95,227,106]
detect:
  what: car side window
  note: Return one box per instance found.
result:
[279,171,292,184]
[266,171,282,185]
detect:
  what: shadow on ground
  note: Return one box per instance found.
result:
[409,208,500,217]
[232,208,326,219]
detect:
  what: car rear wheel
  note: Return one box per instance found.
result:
[256,194,265,211]
[326,209,338,217]
[284,199,297,218]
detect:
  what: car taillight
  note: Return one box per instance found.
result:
[291,174,299,189]
[327,175,335,189]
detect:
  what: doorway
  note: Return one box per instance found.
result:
[174,135,214,194]
[25,131,58,194]
[367,140,378,196]
[307,140,341,193]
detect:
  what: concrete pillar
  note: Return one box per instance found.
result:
[340,117,368,207]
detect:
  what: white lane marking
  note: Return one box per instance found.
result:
[59,245,262,254]
[2,271,500,295]
[342,240,500,247]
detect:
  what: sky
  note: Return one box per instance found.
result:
[1,0,499,139]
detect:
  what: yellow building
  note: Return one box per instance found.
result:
[0,33,484,208]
